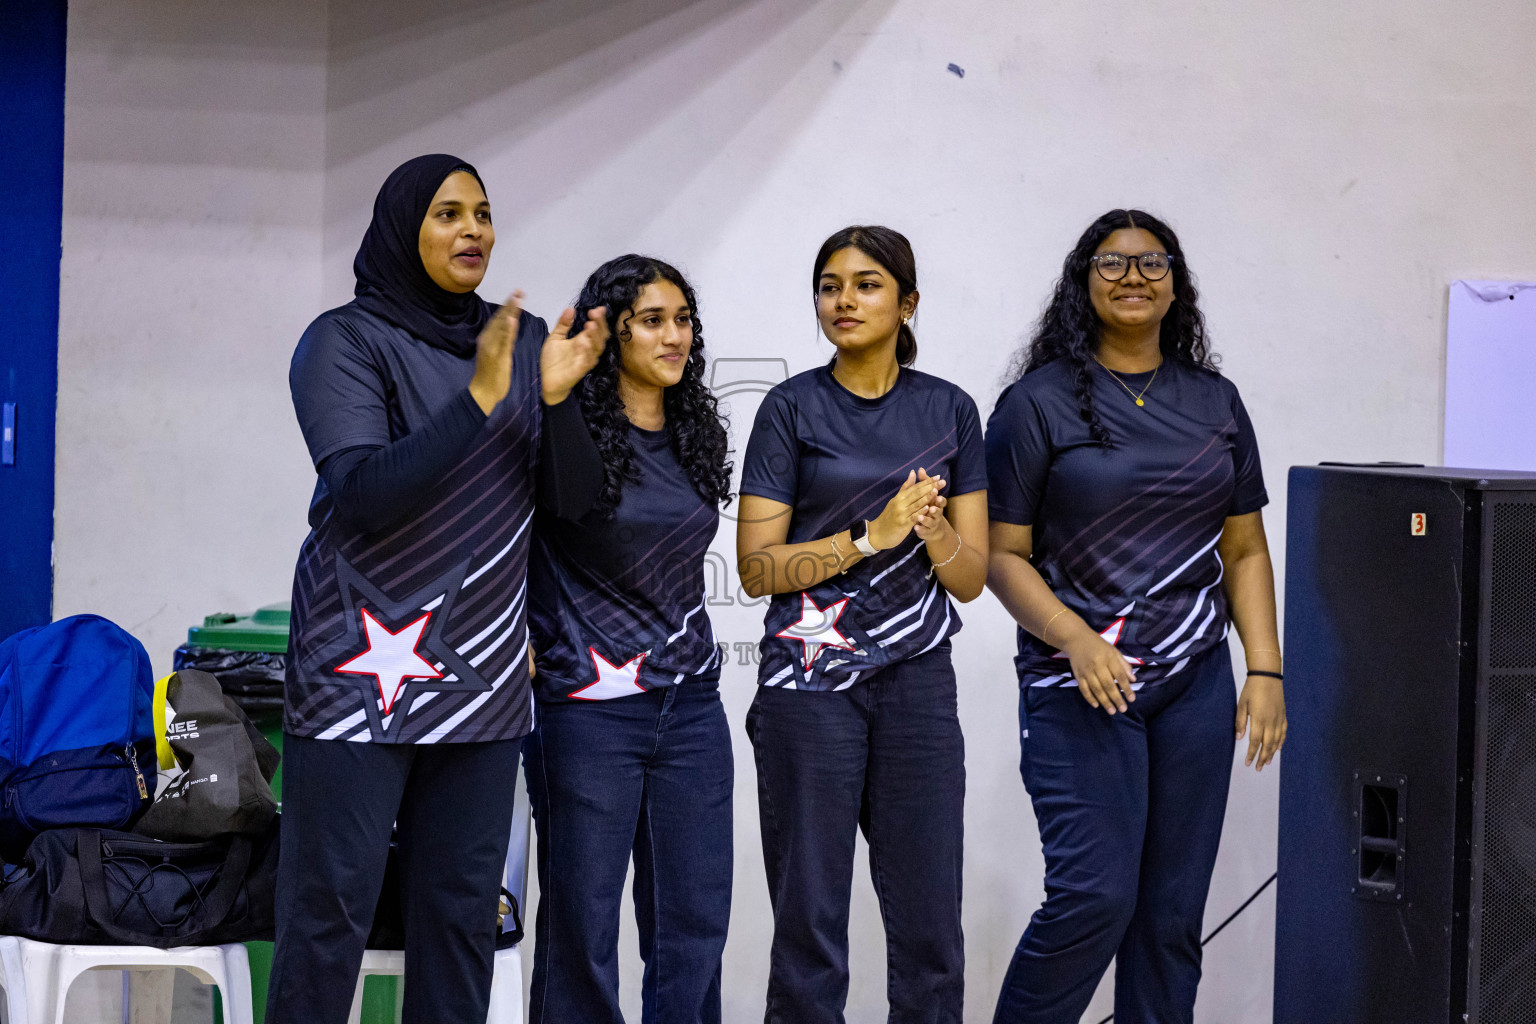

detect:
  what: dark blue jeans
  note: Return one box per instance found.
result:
[992,641,1237,1024]
[267,735,522,1024]
[746,646,966,1024]
[524,680,733,1024]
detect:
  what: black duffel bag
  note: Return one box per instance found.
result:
[0,819,278,947]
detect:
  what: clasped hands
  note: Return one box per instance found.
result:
[867,468,950,551]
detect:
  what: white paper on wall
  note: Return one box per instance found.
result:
[1444,280,1536,471]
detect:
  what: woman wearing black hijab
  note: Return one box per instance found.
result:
[268,154,609,1024]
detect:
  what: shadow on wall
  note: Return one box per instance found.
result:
[322,0,897,280]
[65,0,326,180]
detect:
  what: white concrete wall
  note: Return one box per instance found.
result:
[56,0,327,674]
[55,1,1536,1021]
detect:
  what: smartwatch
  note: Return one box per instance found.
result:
[849,520,879,557]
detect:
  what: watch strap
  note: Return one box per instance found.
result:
[851,521,878,557]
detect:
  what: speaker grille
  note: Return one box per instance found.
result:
[1478,678,1536,1022]
[1490,503,1536,669]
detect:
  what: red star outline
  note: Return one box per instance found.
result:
[334,608,443,715]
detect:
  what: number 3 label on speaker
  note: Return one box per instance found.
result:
[1411,512,1427,536]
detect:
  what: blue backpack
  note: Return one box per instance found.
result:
[0,616,157,859]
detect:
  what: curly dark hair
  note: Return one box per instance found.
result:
[813,225,919,367]
[1006,209,1216,445]
[570,254,732,516]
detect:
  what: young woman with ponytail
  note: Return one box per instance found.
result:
[523,255,734,1024]
[985,210,1287,1023]
[736,226,988,1024]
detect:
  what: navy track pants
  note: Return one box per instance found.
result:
[266,734,521,1024]
[993,641,1236,1024]
[748,645,966,1024]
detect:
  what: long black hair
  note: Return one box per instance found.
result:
[570,254,732,516]
[1007,209,1215,445]
[813,225,919,367]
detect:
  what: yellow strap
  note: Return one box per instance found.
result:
[153,673,176,770]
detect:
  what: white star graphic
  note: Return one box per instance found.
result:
[569,647,648,701]
[334,608,443,715]
[778,593,857,671]
[1052,615,1144,665]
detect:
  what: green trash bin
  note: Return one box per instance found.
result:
[177,605,401,1024]
[179,605,290,730]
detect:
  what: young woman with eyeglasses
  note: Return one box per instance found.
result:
[984,209,1287,1023]
[736,225,989,1023]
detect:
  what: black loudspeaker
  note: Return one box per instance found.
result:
[1275,464,1536,1024]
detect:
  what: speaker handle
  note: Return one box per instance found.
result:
[1352,770,1408,903]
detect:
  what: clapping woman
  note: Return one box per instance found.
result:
[737,226,989,1024]
[985,209,1287,1023]
[524,255,735,1024]
[272,154,608,1024]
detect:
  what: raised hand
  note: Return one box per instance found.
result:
[469,291,524,414]
[541,305,609,405]
[869,470,941,551]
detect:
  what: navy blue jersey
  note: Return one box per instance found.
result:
[285,302,546,743]
[740,366,987,691]
[528,424,722,702]
[985,358,1267,690]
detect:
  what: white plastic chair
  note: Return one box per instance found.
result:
[0,934,253,1024]
[348,766,531,1024]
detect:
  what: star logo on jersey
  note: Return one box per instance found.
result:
[778,593,857,671]
[570,647,648,701]
[313,554,504,741]
[334,609,443,715]
[1052,616,1144,665]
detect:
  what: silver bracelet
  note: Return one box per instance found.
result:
[927,534,963,577]
[829,535,849,573]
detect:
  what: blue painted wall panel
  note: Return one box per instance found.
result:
[0,1,66,638]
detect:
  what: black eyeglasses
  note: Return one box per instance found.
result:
[1090,251,1174,282]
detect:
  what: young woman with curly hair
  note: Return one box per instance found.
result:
[737,226,989,1024]
[523,254,734,1024]
[985,210,1287,1023]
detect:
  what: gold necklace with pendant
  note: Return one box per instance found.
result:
[1099,359,1161,407]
